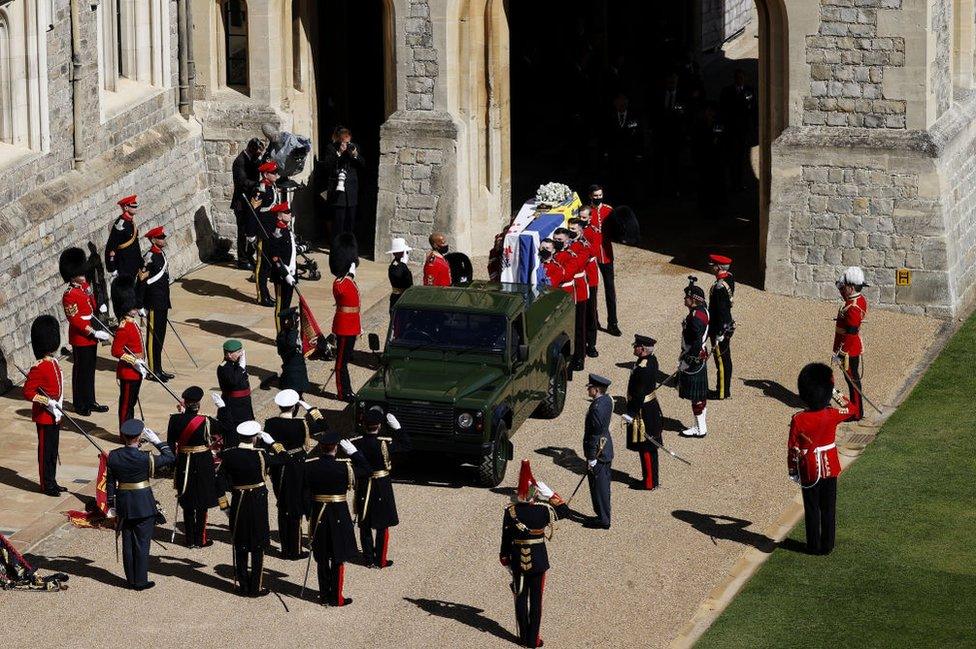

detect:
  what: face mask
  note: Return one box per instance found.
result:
[591,198,602,206]
[553,240,565,252]
[568,230,579,240]
[437,245,449,254]
[539,249,552,262]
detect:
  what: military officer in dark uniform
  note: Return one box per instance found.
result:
[266,202,298,333]
[678,277,710,438]
[137,226,173,381]
[214,339,254,445]
[349,407,410,569]
[583,374,614,529]
[707,254,735,400]
[387,237,414,314]
[216,420,290,596]
[263,389,312,559]
[276,308,309,396]
[250,161,280,307]
[232,138,265,269]
[166,386,221,548]
[306,427,371,606]
[105,195,143,279]
[621,334,664,490]
[500,459,557,648]
[106,418,175,590]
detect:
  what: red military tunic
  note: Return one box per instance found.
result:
[589,203,614,264]
[833,293,867,357]
[788,407,850,485]
[111,317,144,381]
[554,249,585,303]
[542,259,568,290]
[581,227,600,288]
[332,276,362,336]
[566,240,591,302]
[63,282,97,348]
[423,252,452,286]
[23,358,63,425]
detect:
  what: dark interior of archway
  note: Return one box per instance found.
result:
[508,0,763,286]
[311,0,385,258]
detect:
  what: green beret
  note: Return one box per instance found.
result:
[223,339,243,352]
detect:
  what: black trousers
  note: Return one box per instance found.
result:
[182,507,209,546]
[36,423,60,492]
[145,308,168,374]
[233,544,265,595]
[71,344,97,410]
[598,262,618,328]
[359,524,390,567]
[234,208,254,263]
[801,477,837,555]
[573,302,587,367]
[638,447,660,490]
[273,282,295,334]
[585,289,599,351]
[335,335,356,400]
[587,461,612,526]
[843,355,863,420]
[121,515,155,587]
[118,378,142,429]
[389,292,403,315]
[710,335,733,399]
[317,556,348,605]
[331,205,357,240]
[254,240,273,303]
[513,571,546,648]
[277,508,303,558]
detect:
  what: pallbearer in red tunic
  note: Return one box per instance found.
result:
[789,362,854,555]
[586,185,620,336]
[570,212,600,359]
[423,232,452,286]
[331,233,361,402]
[833,266,869,421]
[622,334,664,490]
[23,316,66,496]
[553,228,589,371]
[61,247,111,416]
[110,275,147,430]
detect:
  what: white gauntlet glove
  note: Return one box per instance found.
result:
[298,400,313,411]
[99,303,108,314]
[94,330,111,342]
[587,459,598,469]
[385,413,401,431]
[339,439,357,455]
[107,507,117,519]
[285,273,296,287]
[621,414,634,424]
[135,359,148,379]
[138,308,148,317]
[142,428,161,445]
[211,393,226,409]
[238,350,247,370]
[259,432,275,446]
[534,480,554,500]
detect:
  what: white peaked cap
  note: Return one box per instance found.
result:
[237,421,261,437]
[275,389,300,408]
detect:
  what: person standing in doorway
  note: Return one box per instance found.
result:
[324,127,365,242]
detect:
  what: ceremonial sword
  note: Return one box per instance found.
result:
[14,365,106,455]
[829,355,883,414]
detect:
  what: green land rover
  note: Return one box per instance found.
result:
[355,280,575,486]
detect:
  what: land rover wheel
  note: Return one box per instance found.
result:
[477,424,509,487]
[535,354,568,419]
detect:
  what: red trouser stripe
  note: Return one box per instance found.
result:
[37,424,45,491]
[536,573,546,648]
[641,451,653,489]
[337,563,345,606]
[202,510,208,544]
[380,529,390,567]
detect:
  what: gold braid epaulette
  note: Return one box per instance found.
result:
[381,439,391,470]
[506,503,557,540]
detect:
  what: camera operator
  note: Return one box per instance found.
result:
[323,127,365,241]
[232,138,265,270]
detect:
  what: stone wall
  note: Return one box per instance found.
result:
[405,0,437,111]
[701,0,753,52]
[931,0,952,119]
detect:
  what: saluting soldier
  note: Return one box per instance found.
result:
[707,254,735,400]
[583,374,614,529]
[23,315,66,496]
[330,233,360,403]
[110,275,147,430]
[166,386,221,548]
[216,420,290,597]
[106,418,175,590]
[137,226,173,382]
[423,232,452,286]
[621,334,664,490]
[60,247,111,416]
[104,195,143,279]
[267,202,298,333]
[214,339,254,445]
[305,426,371,606]
[251,161,280,307]
[833,266,869,421]
[387,237,414,313]
[499,460,557,649]
[349,407,410,569]
[263,389,313,559]
[678,277,710,438]
[276,308,309,396]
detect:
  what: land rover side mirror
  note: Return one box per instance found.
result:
[368,333,381,352]
[516,344,529,363]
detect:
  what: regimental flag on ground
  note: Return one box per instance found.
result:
[299,293,326,358]
[66,453,112,528]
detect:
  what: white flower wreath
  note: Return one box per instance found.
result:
[535,182,572,206]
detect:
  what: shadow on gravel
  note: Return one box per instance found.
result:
[741,378,805,408]
[0,465,41,492]
[671,510,776,553]
[404,597,520,644]
[30,554,128,588]
[534,446,632,486]
[178,278,256,305]
[185,318,276,347]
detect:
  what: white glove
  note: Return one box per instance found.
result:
[348,262,357,277]
[135,359,148,379]
[238,350,247,369]
[621,414,634,424]
[99,303,108,314]
[285,273,296,287]
[259,432,275,446]
[716,334,725,344]
[110,270,119,280]
[94,330,111,341]
[831,352,840,365]
[298,400,313,411]
[138,308,147,317]
[386,413,401,430]
[535,480,554,499]
[107,507,117,519]
[339,439,357,455]
[211,393,226,409]
[788,473,800,485]
[246,236,257,244]
[142,428,161,445]
[587,459,598,468]
[46,399,63,423]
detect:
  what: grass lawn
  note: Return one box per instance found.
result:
[698,316,976,648]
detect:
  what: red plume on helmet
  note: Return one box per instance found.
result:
[517,459,537,501]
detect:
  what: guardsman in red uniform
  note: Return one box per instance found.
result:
[833,266,868,421]
[60,247,111,416]
[587,184,620,336]
[23,315,67,496]
[553,228,589,371]
[707,254,735,400]
[789,363,854,555]
[110,275,147,430]
[105,195,143,279]
[573,209,601,358]
[331,233,361,402]
[536,239,567,289]
[678,277,710,438]
[423,232,452,286]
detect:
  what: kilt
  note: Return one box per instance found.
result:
[678,367,709,401]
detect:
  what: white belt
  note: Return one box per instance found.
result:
[560,281,574,288]
[813,443,836,454]
[81,315,92,321]
[573,272,585,278]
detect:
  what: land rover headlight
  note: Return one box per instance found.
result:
[457,412,474,429]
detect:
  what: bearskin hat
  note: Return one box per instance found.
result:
[797,362,834,410]
[30,315,61,360]
[58,247,89,283]
[329,233,359,278]
[684,276,706,302]
[111,275,138,318]
[445,252,473,286]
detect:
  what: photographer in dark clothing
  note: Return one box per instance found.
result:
[231,138,265,270]
[323,127,365,242]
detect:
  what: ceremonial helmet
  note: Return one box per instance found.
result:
[30,314,61,360]
[797,362,834,410]
[684,276,706,303]
[111,274,138,319]
[329,233,359,278]
[516,459,537,502]
[836,266,868,289]
[58,247,89,283]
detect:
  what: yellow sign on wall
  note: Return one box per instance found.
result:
[896,268,911,287]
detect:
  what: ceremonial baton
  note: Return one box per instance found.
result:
[166,320,199,368]
[565,437,606,508]
[14,365,106,456]
[829,355,883,414]
[124,345,183,404]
